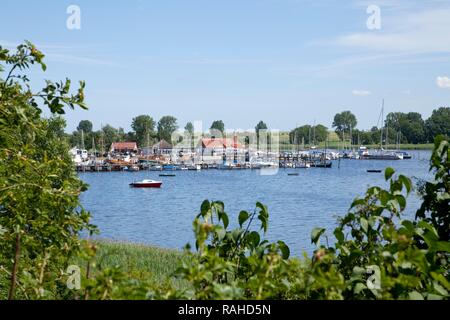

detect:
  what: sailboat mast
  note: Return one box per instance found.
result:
[380,99,384,149]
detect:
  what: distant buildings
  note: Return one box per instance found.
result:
[199,137,244,156]
[110,142,138,154]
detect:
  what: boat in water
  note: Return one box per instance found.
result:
[361,150,403,160]
[397,151,412,159]
[129,179,162,188]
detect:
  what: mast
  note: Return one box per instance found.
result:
[380,99,384,150]
[81,129,85,150]
[313,119,316,147]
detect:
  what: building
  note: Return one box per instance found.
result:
[151,139,173,155]
[199,138,244,156]
[110,142,138,154]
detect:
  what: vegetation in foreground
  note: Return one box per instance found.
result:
[1,42,449,300]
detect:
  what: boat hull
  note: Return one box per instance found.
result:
[129,182,162,188]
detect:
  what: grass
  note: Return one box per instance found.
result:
[73,240,189,291]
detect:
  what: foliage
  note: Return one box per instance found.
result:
[131,115,155,148]
[0,41,96,299]
[425,107,450,142]
[77,120,93,134]
[385,112,426,144]
[184,122,194,135]
[416,137,450,241]
[332,111,357,140]
[210,120,225,137]
[289,124,328,145]
[157,115,178,143]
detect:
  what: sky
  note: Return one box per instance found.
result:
[1,0,450,132]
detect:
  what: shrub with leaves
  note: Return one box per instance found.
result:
[0,41,95,299]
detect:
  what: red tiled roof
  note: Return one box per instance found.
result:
[201,138,243,149]
[110,142,138,151]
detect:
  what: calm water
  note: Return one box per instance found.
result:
[79,151,432,256]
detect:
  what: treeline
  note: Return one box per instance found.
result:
[289,108,450,146]
[69,107,450,151]
[68,118,269,150]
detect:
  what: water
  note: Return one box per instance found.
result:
[79,151,432,256]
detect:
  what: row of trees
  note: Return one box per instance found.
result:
[70,118,271,151]
[332,109,450,145]
[289,108,450,147]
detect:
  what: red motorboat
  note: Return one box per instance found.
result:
[129,179,162,188]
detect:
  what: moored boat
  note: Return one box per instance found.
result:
[129,179,162,188]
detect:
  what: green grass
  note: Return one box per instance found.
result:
[73,240,189,290]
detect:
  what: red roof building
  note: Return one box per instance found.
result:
[110,142,138,153]
[200,138,243,150]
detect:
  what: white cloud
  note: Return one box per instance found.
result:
[335,8,450,55]
[352,90,372,96]
[436,76,450,89]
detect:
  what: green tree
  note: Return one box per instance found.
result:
[131,115,155,148]
[426,107,450,141]
[102,124,119,150]
[157,116,178,143]
[210,120,225,137]
[0,41,95,299]
[332,111,357,141]
[385,112,426,144]
[77,120,93,133]
[255,121,268,149]
[314,124,328,143]
[185,122,194,135]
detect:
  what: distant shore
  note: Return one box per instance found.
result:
[279,143,434,151]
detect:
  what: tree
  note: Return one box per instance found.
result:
[0,42,95,299]
[102,124,119,150]
[210,120,225,137]
[314,124,328,144]
[131,115,155,148]
[385,112,426,144]
[77,120,93,133]
[332,111,357,140]
[185,122,194,135]
[157,116,178,143]
[426,107,450,141]
[290,124,328,145]
[255,121,268,149]
[290,125,311,145]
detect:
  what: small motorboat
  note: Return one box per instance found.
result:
[159,173,176,177]
[129,179,162,188]
[367,169,382,173]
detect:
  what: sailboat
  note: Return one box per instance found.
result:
[363,99,402,160]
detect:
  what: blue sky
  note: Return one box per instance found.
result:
[1,0,450,132]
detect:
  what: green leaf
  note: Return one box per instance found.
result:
[435,241,450,252]
[398,175,412,193]
[433,282,448,296]
[200,200,210,218]
[246,231,260,248]
[360,218,369,233]
[334,228,345,243]
[408,291,424,300]
[215,227,226,241]
[219,211,229,229]
[256,202,269,233]
[385,167,395,181]
[354,283,367,294]
[277,241,290,259]
[238,211,249,228]
[311,227,326,245]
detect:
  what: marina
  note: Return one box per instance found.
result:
[79,150,431,256]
